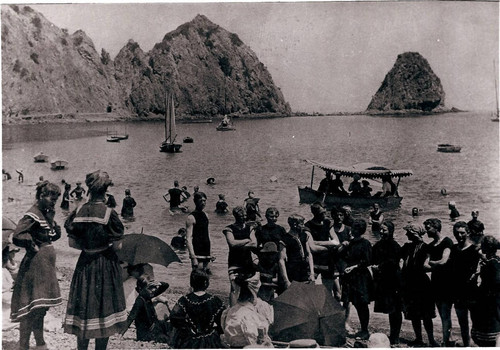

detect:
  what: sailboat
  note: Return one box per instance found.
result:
[159,92,182,152]
[492,60,499,122]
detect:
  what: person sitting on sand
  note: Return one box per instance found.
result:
[215,194,229,214]
[170,269,225,349]
[70,181,86,201]
[120,276,170,343]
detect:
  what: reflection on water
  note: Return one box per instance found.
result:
[2,112,499,294]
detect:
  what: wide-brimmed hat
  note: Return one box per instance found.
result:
[260,242,278,253]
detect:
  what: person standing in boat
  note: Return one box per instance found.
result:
[70,181,86,201]
[360,180,373,198]
[11,181,62,350]
[186,192,212,273]
[318,171,334,194]
[331,172,348,197]
[348,174,363,197]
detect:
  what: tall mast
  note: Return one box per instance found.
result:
[495,60,499,118]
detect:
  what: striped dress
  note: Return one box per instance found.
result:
[10,205,62,321]
[63,201,127,339]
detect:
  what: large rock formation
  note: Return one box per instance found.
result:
[1,6,291,120]
[366,52,446,114]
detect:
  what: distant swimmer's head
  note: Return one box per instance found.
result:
[412,207,419,216]
[125,189,131,195]
[174,180,179,187]
[218,194,225,200]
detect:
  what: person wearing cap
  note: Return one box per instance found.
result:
[63,170,127,350]
[470,235,500,347]
[70,181,86,201]
[467,209,485,246]
[423,217,454,347]
[11,181,62,350]
[121,188,136,218]
[371,221,403,345]
[348,174,362,197]
[448,221,481,347]
[448,201,460,220]
[400,223,439,347]
[186,192,212,272]
[170,269,225,348]
[256,242,281,302]
[223,206,258,306]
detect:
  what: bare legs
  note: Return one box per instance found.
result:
[19,308,47,350]
[77,337,110,350]
[436,300,453,346]
[455,306,471,347]
[410,318,438,346]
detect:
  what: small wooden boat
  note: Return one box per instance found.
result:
[160,92,182,153]
[298,160,413,209]
[216,115,235,131]
[114,134,129,140]
[437,144,461,153]
[50,160,68,170]
[183,137,194,143]
[106,136,121,142]
[33,152,49,163]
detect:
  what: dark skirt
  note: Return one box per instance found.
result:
[342,268,373,305]
[63,248,127,339]
[402,273,436,320]
[174,329,223,349]
[10,244,62,321]
[471,295,500,346]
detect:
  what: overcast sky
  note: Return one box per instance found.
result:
[30,1,499,113]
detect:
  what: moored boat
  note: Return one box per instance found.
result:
[33,152,49,163]
[216,115,235,131]
[160,92,182,153]
[437,144,461,153]
[298,160,413,209]
[50,160,68,170]
[183,137,194,143]
[106,136,121,142]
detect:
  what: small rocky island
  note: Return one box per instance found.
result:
[366,52,455,115]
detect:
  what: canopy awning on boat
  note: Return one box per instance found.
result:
[304,160,413,179]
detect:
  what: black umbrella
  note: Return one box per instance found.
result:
[270,282,346,346]
[116,234,181,268]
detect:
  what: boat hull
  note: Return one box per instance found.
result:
[216,126,236,131]
[437,146,461,153]
[298,186,403,209]
[107,136,121,142]
[159,142,182,153]
[50,161,68,170]
[33,155,49,163]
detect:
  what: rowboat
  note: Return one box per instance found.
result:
[298,160,413,209]
[106,136,121,142]
[183,137,194,143]
[437,144,461,153]
[50,160,68,170]
[33,152,49,163]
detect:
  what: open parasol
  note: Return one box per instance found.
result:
[270,282,346,346]
[116,233,181,268]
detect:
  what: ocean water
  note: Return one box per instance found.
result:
[2,112,499,294]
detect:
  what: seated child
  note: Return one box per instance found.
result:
[121,276,170,342]
[215,194,229,214]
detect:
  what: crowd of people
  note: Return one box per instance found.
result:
[3,169,500,349]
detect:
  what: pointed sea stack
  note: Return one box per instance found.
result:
[366,52,446,115]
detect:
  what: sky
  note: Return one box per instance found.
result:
[27,1,500,113]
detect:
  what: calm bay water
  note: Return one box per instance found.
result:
[2,112,499,294]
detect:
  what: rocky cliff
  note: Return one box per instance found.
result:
[1,6,291,120]
[366,52,446,114]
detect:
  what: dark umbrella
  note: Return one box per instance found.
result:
[116,234,181,268]
[270,282,346,346]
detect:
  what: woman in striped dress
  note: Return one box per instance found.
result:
[63,170,127,350]
[11,181,62,350]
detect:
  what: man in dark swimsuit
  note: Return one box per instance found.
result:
[186,192,212,272]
